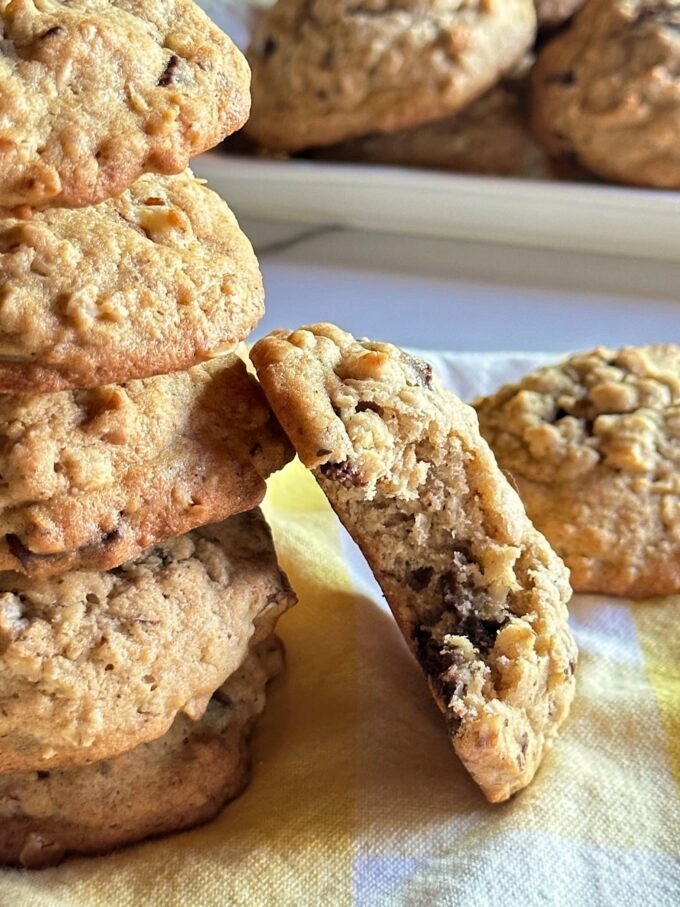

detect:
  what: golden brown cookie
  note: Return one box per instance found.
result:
[0,356,291,577]
[245,0,537,152]
[0,635,285,869]
[0,509,297,773]
[532,0,680,187]
[476,345,680,597]
[251,323,577,803]
[310,80,550,178]
[0,170,263,393]
[0,0,250,210]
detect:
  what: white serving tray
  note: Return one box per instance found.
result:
[194,152,680,263]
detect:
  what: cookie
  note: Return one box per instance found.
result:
[310,80,550,179]
[0,634,284,869]
[475,345,680,598]
[535,0,585,28]
[251,324,577,803]
[0,509,297,773]
[245,0,537,152]
[532,0,680,188]
[0,355,291,577]
[0,0,250,210]
[0,169,263,393]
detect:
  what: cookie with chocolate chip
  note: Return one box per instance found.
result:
[0,509,296,773]
[476,345,680,597]
[0,634,285,868]
[245,0,537,152]
[0,356,292,577]
[532,0,680,187]
[0,0,249,210]
[251,323,577,803]
[0,170,263,392]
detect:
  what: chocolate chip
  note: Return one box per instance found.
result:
[158,54,180,87]
[316,448,332,457]
[39,26,65,40]
[408,356,433,387]
[263,36,278,57]
[547,70,576,86]
[36,770,50,780]
[5,534,33,570]
[406,565,434,591]
[319,460,363,488]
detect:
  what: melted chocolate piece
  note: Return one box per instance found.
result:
[319,459,363,487]
[158,54,180,87]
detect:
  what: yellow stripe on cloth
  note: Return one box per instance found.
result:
[0,462,358,907]
[634,597,680,795]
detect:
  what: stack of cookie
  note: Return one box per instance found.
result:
[0,1,295,867]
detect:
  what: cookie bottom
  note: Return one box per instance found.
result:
[0,635,284,869]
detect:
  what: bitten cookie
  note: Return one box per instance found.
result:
[476,345,680,597]
[532,0,680,187]
[0,356,291,577]
[252,323,577,803]
[245,0,536,152]
[0,170,264,393]
[0,0,250,210]
[0,509,297,772]
[0,635,285,868]
[311,80,550,179]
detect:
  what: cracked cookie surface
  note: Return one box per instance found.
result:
[0,169,263,392]
[0,356,292,577]
[532,0,680,187]
[0,509,297,773]
[0,635,285,868]
[245,0,536,152]
[476,345,680,597]
[252,323,577,803]
[0,0,250,210]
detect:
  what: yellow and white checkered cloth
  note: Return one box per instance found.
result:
[1,353,678,906]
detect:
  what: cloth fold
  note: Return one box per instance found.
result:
[0,353,677,907]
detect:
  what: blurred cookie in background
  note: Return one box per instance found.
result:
[245,0,537,151]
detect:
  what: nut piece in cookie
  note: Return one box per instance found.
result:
[0,170,264,392]
[245,0,537,152]
[0,635,285,868]
[251,323,577,803]
[0,0,250,210]
[532,0,680,187]
[476,345,680,597]
[0,356,292,577]
[0,509,297,773]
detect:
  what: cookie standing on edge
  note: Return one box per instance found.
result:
[476,345,680,598]
[0,170,264,392]
[245,0,537,152]
[0,510,297,773]
[0,356,292,577]
[0,0,250,210]
[251,323,577,803]
[532,0,680,188]
[0,635,285,869]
